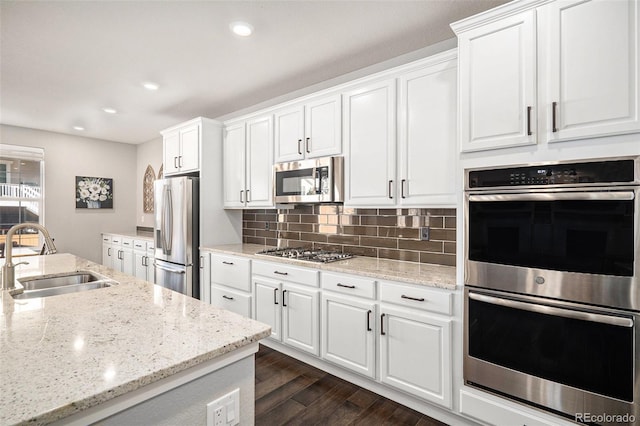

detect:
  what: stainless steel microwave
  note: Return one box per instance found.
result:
[274,156,344,204]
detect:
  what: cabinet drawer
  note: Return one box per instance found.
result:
[253,260,319,287]
[211,254,251,292]
[321,272,376,299]
[210,285,251,318]
[102,234,112,243]
[133,239,147,251]
[121,238,134,248]
[379,281,452,315]
[111,235,122,245]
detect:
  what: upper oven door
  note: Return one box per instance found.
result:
[465,189,640,310]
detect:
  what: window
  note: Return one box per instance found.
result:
[0,144,44,258]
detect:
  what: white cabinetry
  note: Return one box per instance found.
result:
[454,0,640,152]
[102,234,115,269]
[379,281,452,409]
[274,94,341,163]
[120,238,134,276]
[133,239,153,282]
[223,115,273,208]
[343,79,397,206]
[210,253,252,317]
[161,120,201,175]
[321,272,376,378]
[397,51,458,206]
[253,260,320,356]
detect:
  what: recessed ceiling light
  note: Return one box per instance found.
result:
[102,107,117,114]
[230,21,253,37]
[73,126,85,131]
[142,82,159,91]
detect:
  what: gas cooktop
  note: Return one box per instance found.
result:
[257,247,354,263]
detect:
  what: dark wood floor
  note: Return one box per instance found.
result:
[255,344,449,426]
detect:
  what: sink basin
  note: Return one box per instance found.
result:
[12,271,118,299]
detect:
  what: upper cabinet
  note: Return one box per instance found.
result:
[161,119,203,175]
[343,79,397,206]
[397,51,457,206]
[456,10,537,152]
[223,115,274,209]
[344,50,458,207]
[274,94,342,163]
[453,0,640,152]
[542,0,640,142]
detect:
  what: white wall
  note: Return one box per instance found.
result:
[135,136,163,228]
[0,124,137,263]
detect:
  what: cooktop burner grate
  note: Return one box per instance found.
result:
[256,247,354,263]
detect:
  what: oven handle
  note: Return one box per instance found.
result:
[469,292,633,327]
[468,191,635,202]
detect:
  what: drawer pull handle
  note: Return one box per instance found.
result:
[222,261,234,265]
[337,283,356,289]
[273,288,279,305]
[401,294,425,302]
[282,289,288,307]
[366,310,372,331]
[380,313,386,336]
[274,271,289,276]
[552,101,558,133]
[222,295,234,301]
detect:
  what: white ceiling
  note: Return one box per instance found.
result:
[0,0,508,144]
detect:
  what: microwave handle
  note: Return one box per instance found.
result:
[469,292,633,327]
[468,191,635,202]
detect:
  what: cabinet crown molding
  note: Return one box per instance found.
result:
[450,0,553,34]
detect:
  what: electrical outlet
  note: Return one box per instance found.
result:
[420,226,430,241]
[206,388,240,426]
[265,222,270,230]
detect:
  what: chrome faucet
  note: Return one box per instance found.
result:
[1,223,57,291]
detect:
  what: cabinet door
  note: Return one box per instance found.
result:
[246,115,274,207]
[102,242,113,269]
[134,251,147,280]
[398,54,457,206]
[223,123,247,208]
[344,79,397,206]
[163,131,181,175]
[544,0,640,142]
[121,247,134,276]
[178,124,200,173]
[458,10,537,151]
[199,252,210,303]
[305,94,342,158]
[146,254,155,283]
[321,293,376,378]
[254,278,282,341]
[274,106,304,163]
[282,283,320,355]
[379,304,452,408]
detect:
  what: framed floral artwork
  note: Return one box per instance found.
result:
[75,176,113,209]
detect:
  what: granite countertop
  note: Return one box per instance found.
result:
[0,253,271,425]
[202,243,457,290]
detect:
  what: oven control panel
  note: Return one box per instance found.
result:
[468,159,635,188]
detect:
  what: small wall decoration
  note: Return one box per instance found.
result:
[76,176,113,209]
[143,165,155,213]
[158,164,163,179]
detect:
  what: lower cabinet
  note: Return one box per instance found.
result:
[209,253,252,317]
[133,239,154,282]
[101,234,153,280]
[253,260,320,356]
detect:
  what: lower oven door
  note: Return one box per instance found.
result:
[465,288,638,425]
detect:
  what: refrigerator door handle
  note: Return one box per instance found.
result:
[154,262,186,274]
[161,185,173,254]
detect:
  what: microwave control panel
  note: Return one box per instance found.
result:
[468,159,635,189]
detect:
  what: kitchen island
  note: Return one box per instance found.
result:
[0,253,271,425]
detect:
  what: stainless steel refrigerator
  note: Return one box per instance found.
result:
[154,176,199,298]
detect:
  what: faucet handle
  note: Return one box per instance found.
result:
[14,261,29,267]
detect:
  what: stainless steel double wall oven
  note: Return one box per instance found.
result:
[464,157,639,425]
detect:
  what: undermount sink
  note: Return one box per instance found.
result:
[12,271,118,299]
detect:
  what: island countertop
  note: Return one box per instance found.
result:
[0,253,271,426]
